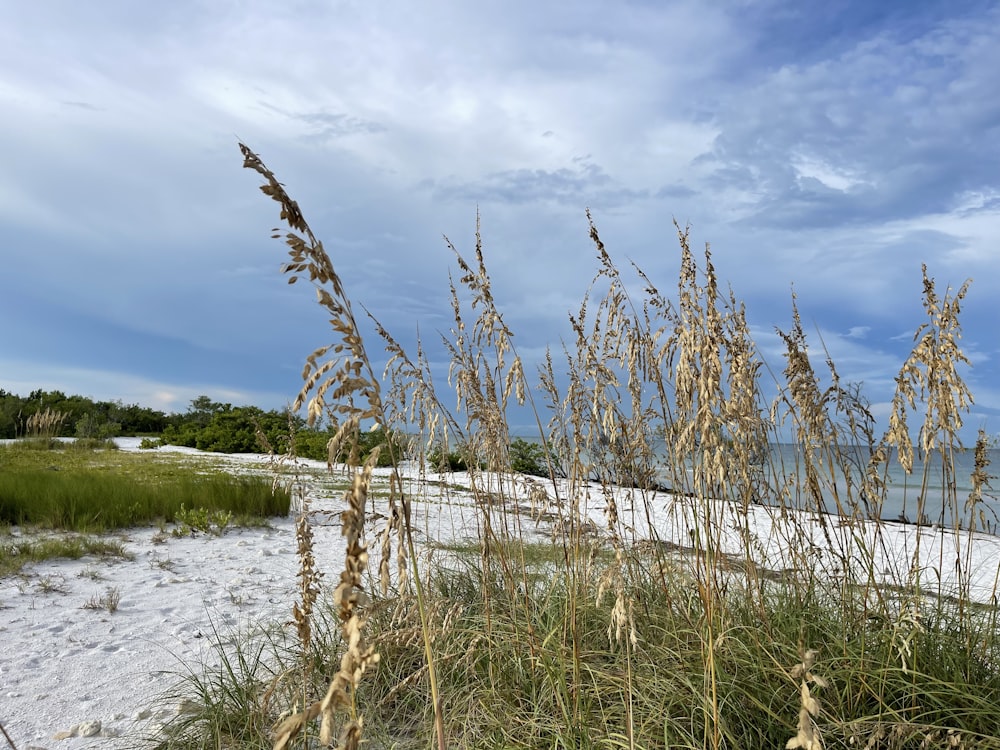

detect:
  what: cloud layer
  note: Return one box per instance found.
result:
[2,0,997,437]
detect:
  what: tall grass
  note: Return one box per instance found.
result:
[159,145,999,750]
[0,445,291,531]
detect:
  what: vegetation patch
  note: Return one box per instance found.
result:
[0,444,291,534]
[158,146,997,750]
[0,535,132,577]
[12,145,997,750]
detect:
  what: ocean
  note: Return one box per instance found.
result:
[518,435,1000,533]
[759,443,1000,531]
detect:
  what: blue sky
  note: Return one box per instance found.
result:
[1,0,998,441]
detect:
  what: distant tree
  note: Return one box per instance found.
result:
[75,412,120,440]
[188,395,227,427]
[0,391,23,438]
[114,402,167,434]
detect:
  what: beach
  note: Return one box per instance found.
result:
[2,438,999,748]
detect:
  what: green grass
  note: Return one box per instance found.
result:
[431,537,615,569]
[152,614,339,750]
[0,443,292,533]
[6,436,119,451]
[0,534,133,577]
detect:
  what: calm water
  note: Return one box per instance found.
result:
[759,444,1000,530]
[520,435,999,532]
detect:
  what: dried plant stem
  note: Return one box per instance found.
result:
[401,504,447,750]
[230,143,993,749]
[241,142,448,749]
[0,721,17,750]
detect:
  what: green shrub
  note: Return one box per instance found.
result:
[75,412,121,440]
[174,504,233,537]
[427,442,474,472]
[508,438,549,477]
[68,437,118,451]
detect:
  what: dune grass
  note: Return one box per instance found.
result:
[0,534,133,577]
[0,442,292,535]
[155,546,1000,748]
[150,146,999,750]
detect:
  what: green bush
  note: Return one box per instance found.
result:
[68,437,118,451]
[75,412,121,440]
[173,504,233,536]
[508,438,549,477]
[427,442,475,472]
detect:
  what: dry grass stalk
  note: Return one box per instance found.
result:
[241,143,388,749]
[242,142,455,749]
[883,266,974,610]
[786,649,827,750]
[292,514,321,653]
[240,143,383,430]
[271,454,381,750]
[884,266,972,480]
[0,720,18,750]
[24,407,68,438]
[318,454,381,747]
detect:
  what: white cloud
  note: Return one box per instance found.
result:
[0,359,290,414]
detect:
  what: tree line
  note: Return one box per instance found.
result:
[0,388,168,439]
[0,389,401,464]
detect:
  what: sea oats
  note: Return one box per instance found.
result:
[235,143,996,749]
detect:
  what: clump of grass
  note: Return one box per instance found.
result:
[1,535,132,577]
[78,566,106,581]
[36,574,69,594]
[152,620,289,750]
[24,407,68,438]
[172,505,233,537]
[83,586,121,613]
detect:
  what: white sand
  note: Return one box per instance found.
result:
[0,440,498,748]
[2,440,998,748]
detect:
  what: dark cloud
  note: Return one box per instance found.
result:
[655,183,696,199]
[725,0,993,70]
[258,104,387,141]
[424,161,649,208]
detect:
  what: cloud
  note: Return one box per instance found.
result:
[0,0,997,443]
[424,160,650,208]
[699,2,1000,229]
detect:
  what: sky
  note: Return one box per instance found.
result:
[1,0,998,442]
